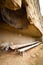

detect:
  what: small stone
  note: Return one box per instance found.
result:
[35,53,39,56]
[31,53,36,58]
[0,42,10,51]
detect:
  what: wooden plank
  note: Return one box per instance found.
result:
[10,41,39,49]
[18,42,41,53]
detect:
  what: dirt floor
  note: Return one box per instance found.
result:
[0,20,43,65]
[0,28,43,65]
[0,43,43,65]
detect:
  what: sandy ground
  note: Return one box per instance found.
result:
[0,28,43,65]
[0,44,43,65]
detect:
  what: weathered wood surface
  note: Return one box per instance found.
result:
[0,0,22,10]
[1,7,28,29]
[0,21,42,37]
[10,41,39,50]
[18,41,41,53]
[25,0,43,35]
[0,0,43,37]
